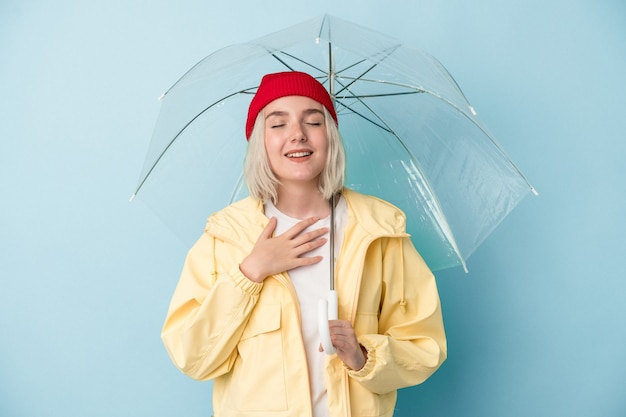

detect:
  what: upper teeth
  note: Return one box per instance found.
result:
[287,152,311,158]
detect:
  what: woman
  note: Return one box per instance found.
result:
[161,71,447,417]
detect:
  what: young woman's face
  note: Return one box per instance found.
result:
[263,95,329,188]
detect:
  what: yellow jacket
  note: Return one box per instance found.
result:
[162,189,446,417]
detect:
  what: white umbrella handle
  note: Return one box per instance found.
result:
[318,290,338,355]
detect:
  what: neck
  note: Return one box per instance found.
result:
[274,183,331,219]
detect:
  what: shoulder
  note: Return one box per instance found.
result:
[205,197,266,237]
[342,188,403,212]
[342,188,408,236]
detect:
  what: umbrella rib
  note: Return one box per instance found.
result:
[334,100,392,133]
[133,89,254,197]
[339,91,422,99]
[338,77,424,93]
[333,45,402,95]
[268,51,299,72]
[269,50,332,78]
[229,173,247,204]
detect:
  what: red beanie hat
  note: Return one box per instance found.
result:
[245,71,338,140]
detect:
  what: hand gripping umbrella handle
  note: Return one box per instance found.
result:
[318,290,338,355]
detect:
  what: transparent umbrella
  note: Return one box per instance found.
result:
[132,14,536,273]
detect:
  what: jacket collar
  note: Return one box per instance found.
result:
[204,188,408,246]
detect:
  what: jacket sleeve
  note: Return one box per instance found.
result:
[161,231,263,381]
[347,236,447,394]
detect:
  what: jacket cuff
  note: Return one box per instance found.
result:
[229,265,263,296]
[345,339,375,378]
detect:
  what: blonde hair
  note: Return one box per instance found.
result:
[244,107,345,203]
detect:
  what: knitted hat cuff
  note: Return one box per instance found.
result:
[245,71,338,140]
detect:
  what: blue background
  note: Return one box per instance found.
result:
[1,1,624,416]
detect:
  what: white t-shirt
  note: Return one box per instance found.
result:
[264,196,347,417]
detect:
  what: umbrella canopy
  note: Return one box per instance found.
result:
[132,14,536,272]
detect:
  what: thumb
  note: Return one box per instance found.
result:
[260,216,277,239]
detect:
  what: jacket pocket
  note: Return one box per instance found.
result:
[227,303,287,412]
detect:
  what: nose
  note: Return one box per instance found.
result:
[290,123,307,142]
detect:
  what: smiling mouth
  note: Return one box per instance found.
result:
[286,151,312,158]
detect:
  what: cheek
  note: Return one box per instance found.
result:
[264,133,281,154]
[317,137,330,159]
[263,137,283,168]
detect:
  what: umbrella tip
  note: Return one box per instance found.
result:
[129,194,136,203]
[468,106,477,116]
[531,187,539,196]
[158,92,166,101]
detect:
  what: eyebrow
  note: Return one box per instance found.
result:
[265,108,324,119]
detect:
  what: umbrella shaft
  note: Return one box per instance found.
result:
[330,194,335,291]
